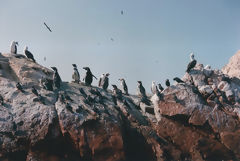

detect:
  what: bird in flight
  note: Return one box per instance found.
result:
[121,10,124,15]
[44,22,52,32]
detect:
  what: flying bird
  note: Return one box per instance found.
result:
[121,10,124,15]
[44,22,52,32]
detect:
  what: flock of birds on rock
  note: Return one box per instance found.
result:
[1,40,201,108]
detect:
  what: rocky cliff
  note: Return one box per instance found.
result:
[0,52,240,161]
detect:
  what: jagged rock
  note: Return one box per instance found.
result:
[222,50,240,78]
[1,52,240,161]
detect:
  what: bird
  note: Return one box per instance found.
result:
[121,10,124,15]
[119,78,129,95]
[31,86,39,96]
[51,67,62,89]
[16,82,24,92]
[140,96,151,106]
[204,65,211,70]
[102,73,110,90]
[24,46,36,62]
[72,64,80,83]
[151,81,157,94]
[165,79,170,87]
[44,22,52,32]
[79,88,87,98]
[186,53,197,73]
[44,57,46,61]
[83,67,97,86]
[157,83,164,92]
[0,95,3,105]
[173,77,185,83]
[10,41,18,54]
[98,74,105,87]
[137,81,146,97]
[66,103,73,113]
[110,38,114,41]
[40,77,53,91]
[112,84,122,100]
[221,76,231,84]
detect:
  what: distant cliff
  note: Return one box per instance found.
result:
[0,52,240,161]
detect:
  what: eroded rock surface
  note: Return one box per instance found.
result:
[0,52,240,161]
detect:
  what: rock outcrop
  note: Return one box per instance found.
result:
[0,52,240,161]
[222,50,240,78]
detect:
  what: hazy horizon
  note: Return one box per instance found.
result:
[0,0,240,93]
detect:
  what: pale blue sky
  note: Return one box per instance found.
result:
[0,0,240,93]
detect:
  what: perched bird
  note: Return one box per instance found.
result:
[64,92,73,102]
[72,64,80,83]
[31,86,39,96]
[157,83,164,92]
[37,95,45,105]
[44,22,52,32]
[0,95,3,105]
[140,96,151,106]
[16,82,24,92]
[204,65,211,70]
[83,67,97,86]
[165,79,170,87]
[221,76,231,84]
[155,85,163,100]
[151,81,157,94]
[79,88,87,98]
[58,91,73,103]
[98,74,105,87]
[10,41,18,54]
[51,67,62,89]
[173,77,185,83]
[186,53,197,73]
[112,84,122,100]
[24,46,36,62]
[102,73,110,90]
[40,77,53,91]
[66,103,73,113]
[137,81,146,97]
[119,78,129,95]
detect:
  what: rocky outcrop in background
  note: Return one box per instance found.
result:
[0,51,240,161]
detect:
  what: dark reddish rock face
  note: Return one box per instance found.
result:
[0,52,240,161]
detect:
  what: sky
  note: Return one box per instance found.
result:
[0,0,240,93]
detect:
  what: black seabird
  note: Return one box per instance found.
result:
[72,64,80,83]
[31,86,39,96]
[44,22,52,32]
[137,81,146,97]
[102,73,110,90]
[83,67,97,86]
[24,46,36,62]
[16,82,24,92]
[186,53,197,73]
[173,77,185,83]
[119,78,128,95]
[157,83,164,92]
[10,41,18,54]
[51,67,62,89]
[165,79,170,87]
